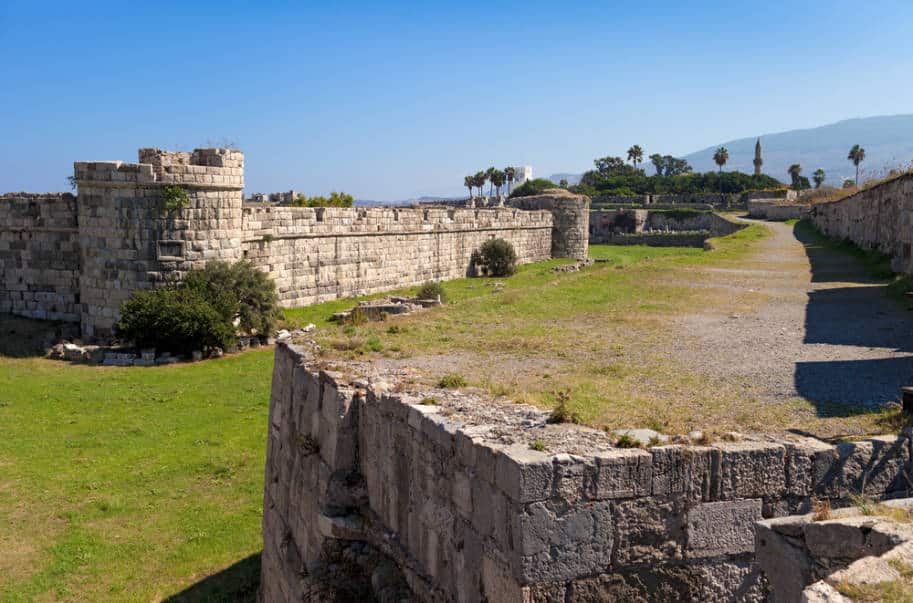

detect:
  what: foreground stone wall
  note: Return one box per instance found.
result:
[241,205,553,307]
[261,342,913,602]
[0,193,80,321]
[811,173,913,274]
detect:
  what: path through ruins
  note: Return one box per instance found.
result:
[670,219,913,413]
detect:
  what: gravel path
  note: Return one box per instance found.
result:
[669,219,913,410]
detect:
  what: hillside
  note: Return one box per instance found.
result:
[683,115,913,185]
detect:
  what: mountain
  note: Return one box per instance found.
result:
[683,115,913,185]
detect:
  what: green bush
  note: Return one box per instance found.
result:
[478,238,517,277]
[183,260,282,336]
[416,281,447,303]
[161,185,191,211]
[114,287,235,355]
[509,178,558,198]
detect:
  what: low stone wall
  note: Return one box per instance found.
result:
[0,193,80,321]
[757,500,913,601]
[260,342,913,602]
[747,199,810,221]
[811,174,913,274]
[589,209,743,246]
[241,205,554,307]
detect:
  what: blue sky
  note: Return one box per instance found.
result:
[2,1,912,200]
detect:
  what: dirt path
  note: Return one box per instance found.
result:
[668,219,913,412]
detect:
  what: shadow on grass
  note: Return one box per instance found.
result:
[164,553,260,603]
[0,313,77,358]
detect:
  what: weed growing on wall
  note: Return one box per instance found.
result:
[161,185,191,212]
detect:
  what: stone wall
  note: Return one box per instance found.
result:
[260,342,913,602]
[811,174,913,274]
[508,191,590,259]
[589,209,743,246]
[0,193,80,321]
[747,199,810,221]
[73,148,245,339]
[1,150,588,340]
[241,205,553,307]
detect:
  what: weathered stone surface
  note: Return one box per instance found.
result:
[494,445,553,503]
[513,500,613,583]
[593,448,652,499]
[686,499,762,557]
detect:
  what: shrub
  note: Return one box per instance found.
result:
[183,260,282,336]
[161,185,191,212]
[114,287,235,355]
[509,178,559,198]
[529,440,547,452]
[477,239,517,277]
[438,374,467,389]
[416,281,447,303]
[615,433,642,448]
[547,390,580,424]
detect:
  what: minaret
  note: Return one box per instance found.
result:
[753,138,763,176]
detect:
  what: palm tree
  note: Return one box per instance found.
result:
[490,169,506,196]
[848,144,866,186]
[813,168,826,189]
[504,166,516,195]
[473,171,486,197]
[788,164,802,189]
[627,145,644,170]
[713,147,729,198]
[485,167,496,197]
[464,175,474,199]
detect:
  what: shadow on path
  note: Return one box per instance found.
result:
[163,552,260,603]
[793,222,913,412]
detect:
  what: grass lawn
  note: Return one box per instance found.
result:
[0,218,904,600]
[0,350,273,602]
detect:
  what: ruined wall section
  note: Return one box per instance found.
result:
[508,191,590,259]
[0,193,80,321]
[589,209,743,245]
[74,148,244,339]
[261,343,913,602]
[241,205,553,307]
[811,174,913,274]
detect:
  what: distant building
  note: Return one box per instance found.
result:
[514,165,533,186]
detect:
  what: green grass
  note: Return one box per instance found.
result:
[0,351,273,601]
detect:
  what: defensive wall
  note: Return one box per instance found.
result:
[746,199,810,221]
[811,173,913,275]
[589,209,743,247]
[260,342,913,602]
[0,148,588,340]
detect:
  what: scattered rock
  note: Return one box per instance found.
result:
[303,323,316,332]
[276,329,292,340]
[612,428,669,446]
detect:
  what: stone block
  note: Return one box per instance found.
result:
[717,441,786,500]
[685,499,762,557]
[494,445,553,503]
[651,445,717,500]
[593,448,652,499]
[512,500,613,583]
[756,519,813,603]
[611,497,686,566]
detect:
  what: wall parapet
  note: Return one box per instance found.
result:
[260,342,913,602]
[74,148,244,190]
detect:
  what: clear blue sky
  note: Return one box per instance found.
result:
[2,1,912,200]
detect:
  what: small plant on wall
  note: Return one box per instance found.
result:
[161,185,191,212]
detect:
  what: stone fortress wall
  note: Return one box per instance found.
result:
[261,342,913,602]
[589,208,744,246]
[242,204,554,308]
[0,148,589,339]
[811,173,913,275]
[0,193,80,321]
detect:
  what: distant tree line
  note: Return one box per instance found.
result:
[464,166,519,198]
[568,144,783,197]
[291,191,354,207]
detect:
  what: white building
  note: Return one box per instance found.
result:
[514,165,533,186]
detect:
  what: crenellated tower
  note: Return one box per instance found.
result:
[73,148,245,339]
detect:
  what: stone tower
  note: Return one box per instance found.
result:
[73,148,245,340]
[753,138,763,176]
